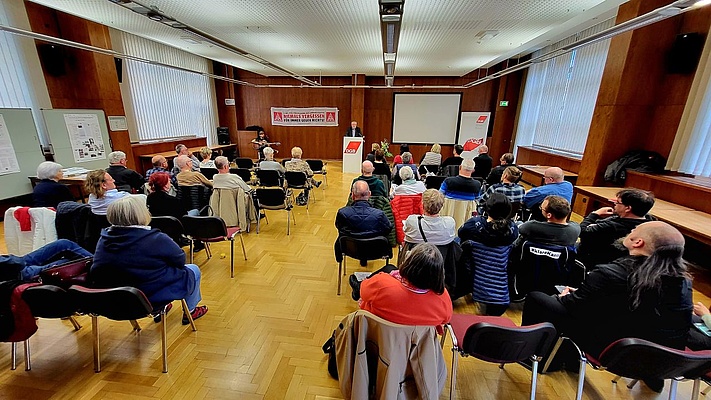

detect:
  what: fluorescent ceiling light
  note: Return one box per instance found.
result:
[384,52,396,63]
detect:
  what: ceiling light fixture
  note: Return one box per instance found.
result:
[379,0,404,86]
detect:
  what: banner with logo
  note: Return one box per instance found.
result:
[458,111,491,159]
[270,107,339,126]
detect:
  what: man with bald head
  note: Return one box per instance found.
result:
[522,221,692,388]
[351,161,387,197]
[522,167,573,216]
[473,145,493,179]
[145,155,177,187]
[335,181,392,263]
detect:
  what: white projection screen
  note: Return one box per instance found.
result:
[392,93,462,144]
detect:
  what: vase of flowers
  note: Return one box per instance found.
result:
[380,139,393,158]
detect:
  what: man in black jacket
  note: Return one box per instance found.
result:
[577,188,655,268]
[473,145,493,179]
[486,152,517,186]
[106,151,144,192]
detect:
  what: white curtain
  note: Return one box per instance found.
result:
[667,31,711,178]
[515,18,614,156]
[115,31,217,143]
[0,3,35,109]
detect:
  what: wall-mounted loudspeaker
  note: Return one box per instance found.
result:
[667,32,704,74]
[217,127,230,145]
[37,44,66,77]
[114,57,123,83]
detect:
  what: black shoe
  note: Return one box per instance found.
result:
[349,274,361,301]
[643,379,664,393]
[259,213,266,219]
[314,181,322,188]
[360,259,368,267]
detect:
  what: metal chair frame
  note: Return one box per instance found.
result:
[182,215,247,278]
[255,187,295,235]
[337,236,391,295]
[305,159,327,187]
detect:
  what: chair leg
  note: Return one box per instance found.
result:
[337,260,343,295]
[440,327,448,348]
[230,238,235,278]
[181,299,197,331]
[204,243,212,259]
[669,379,678,400]
[575,354,586,400]
[69,315,82,330]
[130,320,141,332]
[189,239,194,264]
[692,379,701,400]
[701,383,711,395]
[23,340,30,371]
[626,379,638,389]
[239,233,247,260]
[541,336,565,373]
[611,375,621,383]
[10,342,17,370]
[92,315,101,372]
[450,349,459,399]
[530,358,539,400]
[161,312,168,373]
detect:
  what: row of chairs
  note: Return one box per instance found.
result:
[201,159,327,185]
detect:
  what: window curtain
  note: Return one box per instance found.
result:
[667,31,711,178]
[515,18,614,156]
[116,31,217,143]
[0,3,34,108]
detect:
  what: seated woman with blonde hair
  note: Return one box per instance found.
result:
[198,147,215,169]
[90,196,208,324]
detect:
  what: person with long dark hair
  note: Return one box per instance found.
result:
[458,193,518,245]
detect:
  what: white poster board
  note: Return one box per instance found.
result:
[0,115,21,176]
[63,114,107,163]
[42,109,112,172]
[458,112,491,159]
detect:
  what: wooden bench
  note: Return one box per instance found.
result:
[575,186,711,246]
[519,165,578,187]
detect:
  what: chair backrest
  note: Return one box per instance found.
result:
[69,285,153,320]
[508,202,523,220]
[599,338,711,380]
[372,162,390,176]
[419,164,439,175]
[229,168,252,183]
[305,159,324,172]
[22,284,77,319]
[176,185,211,212]
[181,215,228,240]
[233,157,254,169]
[440,198,477,230]
[256,169,283,187]
[511,241,575,298]
[425,175,446,190]
[462,321,557,364]
[465,240,513,305]
[373,174,390,194]
[446,164,460,177]
[285,171,308,187]
[255,188,288,209]
[200,168,218,180]
[149,216,185,243]
[339,236,392,261]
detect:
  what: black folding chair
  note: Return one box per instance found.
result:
[305,159,327,187]
[284,171,312,208]
[229,168,253,184]
[149,216,187,246]
[256,169,283,187]
[509,241,576,301]
[254,187,294,235]
[200,168,218,180]
[176,185,212,214]
[182,215,247,278]
[233,157,254,169]
[337,236,392,295]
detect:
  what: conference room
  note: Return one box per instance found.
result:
[1,0,711,398]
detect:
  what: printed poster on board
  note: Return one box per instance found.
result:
[0,115,21,176]
[271,107,339,126]
[458,111,491,159]
[63,114,106,163]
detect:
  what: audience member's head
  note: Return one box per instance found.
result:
[459,159,475,177]
[615,188,655,218]
[371,143,380,152]
[501,153,514,165]
[400,243,445,295]
[37,161,63,181]
[400,144,410,154]
[484,193,512,234]
[85,170,115,199]
[351,180,371,201]
[291,147,303,159]
[361,161,374,176]
[350,121,358,129]
[374,150,385,162]
[108,151,126,166]
[422,189,445,216]
[151,155,167,169]
[199,147,212,161]
[399,165,414,181]
[107,195,151,227]
[502,166,521,183]
[478,145,489,155]
[214,156,230,171]
[175,144,188,156]
[541,195,570,222]
[402,152,413,164]
[148,171,171,193]
[263,147,275,160]
[453,144,463,157]
[430,143,441,154]
[543,167,565,183]
[175,155,191,171]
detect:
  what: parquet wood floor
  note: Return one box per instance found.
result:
[1,162,710,399]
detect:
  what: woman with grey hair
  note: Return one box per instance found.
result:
[390,164,426,197]
[90,196,208,324]
[258,147,285,173]
[402,189,456,245]
[33,161,74,207]
[392,151,420,184]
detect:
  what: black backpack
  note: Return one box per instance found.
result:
[604,150,666,184]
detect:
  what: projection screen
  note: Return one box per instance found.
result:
[392,93,462,144]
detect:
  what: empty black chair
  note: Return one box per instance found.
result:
[200,168,218,180]
[229,168,253,184]
[149,216,187,245]
[233,157,254,169]
[181,215,246,278]
[446,164,460,177]
[305,159,327,186]
[254,187,294,235]
[337,236,392,295]
[256,169,283,187]
[425,175,446,190]
[176,185,211,214]
[68,285,196,373]
[284,171,312,208]
[443,314,557,400]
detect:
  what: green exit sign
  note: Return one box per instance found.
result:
[499,100,509,107]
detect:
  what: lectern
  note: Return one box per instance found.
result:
[342,137,364,173]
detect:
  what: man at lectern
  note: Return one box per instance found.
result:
[345,121,363,137]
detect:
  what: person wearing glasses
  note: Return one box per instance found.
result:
[577,188,655,269]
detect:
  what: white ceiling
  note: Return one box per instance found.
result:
[27,0,626,79]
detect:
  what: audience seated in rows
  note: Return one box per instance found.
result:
[486,152,517,186]
[522,221,691,391]
[147,172,187,220]
[85,170,133,215]
[213,156,251,191]
[33,161,74,208]
[439,159,481,201]
[390,165,425,198]
[0,238,91,281]
[176,155,212,188]
[479,166,525,205]
[106,151,144,193]
[522,167,574,211]
[352,161,387,198]
[515,195,580,248]
[258,147,285,174]
[198,147,216,169]
[577,188,655,268]
[473,145,493,179]
[172,144,200,175]
[335,181,392,263]
[403,189,455,245]
[439,144,463,172]
[145,155,178,187]
[458,193,519,247]
[392,152,419,184]
[372,150,391,181]
[286,146,321,189]
[90,196,208,324]
[419,143,442,166]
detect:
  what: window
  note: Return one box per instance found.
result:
[667,32,711,178]
[514,18,615,156]
[114,30,217,143]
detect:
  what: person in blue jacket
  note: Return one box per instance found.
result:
[90,195,207,324]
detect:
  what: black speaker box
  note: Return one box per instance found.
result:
[37,44,66,77]
[667,32,704,74]
[114,57,123,83]
[217,127,230,145]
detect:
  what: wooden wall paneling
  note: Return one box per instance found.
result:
[213,62,239,144]
[489,71,523,159]
[625,171,711,214]
[131,138,206,174]
[515,146,582,173]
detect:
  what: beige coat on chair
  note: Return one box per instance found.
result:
[440,198,477,231]
[335,310,447,400]
[209,187,256,231]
